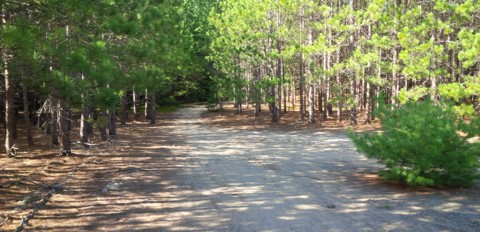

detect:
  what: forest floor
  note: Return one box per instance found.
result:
[1,104,479,231]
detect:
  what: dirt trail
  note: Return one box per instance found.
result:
[4,105,480,231]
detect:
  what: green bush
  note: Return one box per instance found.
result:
[159,96,180,106]
[347,100,480,187]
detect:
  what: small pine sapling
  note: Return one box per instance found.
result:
[348,99,480,187]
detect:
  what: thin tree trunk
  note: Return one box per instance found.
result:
[133,88,138,119]
[120,92,127,125]
[57,98,71,155]
[253,68,261,117]
[306,12,315,124]
[50,96,59,146]
[23,84,34,145]
[144,89,150,120]
[98,110,108,141]
[3,53,14,155]
[300,55,305,121]
[108,109,116,137]
[282,60,287,113]
[318,82,323,113]
[290,65,296,110]
[336,51,342,122]
[149,93,156,124]
[349,0,357,125]
[80,74,89,144]
[308,84,315,124]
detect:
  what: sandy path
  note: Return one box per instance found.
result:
[20,105,480,232]
[160,106,480,232]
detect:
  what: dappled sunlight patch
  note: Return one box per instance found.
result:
[294,204,320,210]
[433,202,462,212]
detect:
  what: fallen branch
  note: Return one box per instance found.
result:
[0,214,9,227]
[14,182,62,232]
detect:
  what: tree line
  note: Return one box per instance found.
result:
[208,0,480,124]
[1,0,213,157]
[2,0,480,158]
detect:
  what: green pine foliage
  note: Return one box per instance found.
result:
[348,99,480,187]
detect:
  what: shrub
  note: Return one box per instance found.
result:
[159,96,180,106]
[347,100,480,187]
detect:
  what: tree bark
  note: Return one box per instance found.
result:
[149,93,156,124]
[336,50,342,122]
[2,5,15,157]
[144,89,150,120]
[50,96,59,146]
[98,110,107,141]
[80,74,89,144]
[349,0,357,125]
[365,81,371,124]
[3,51,15,157]
[299,54,305,121]
[133,88,138,120]
[108,109,116,137]
[120,92,127,125]
[23,84,34,145]
[57,98,71,155]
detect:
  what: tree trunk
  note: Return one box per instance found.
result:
[336,51,342,122]
[349,0,357,125]
[268,84,279,123]
[282,61,287,113]
[57,98,71,155]
[318,82,323,113]
[308,84,315,124]
[99,110,108,141]
[50,96,59,146]
[80,97,90,144]
[299,55,305,121]
[253,68,261,117]
[109,109,116,137]
[149,93,156,124]
[23,84,34,145]
[144,89,150,120]
[365,81,371,124]
[120,92,127,125]
[133,88,138,119]
[3,54,14,156]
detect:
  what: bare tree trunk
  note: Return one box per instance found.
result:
[144,89,150,120]
[318,82,323,112]
[50,96,59,146]
[149,93,156,124]
[108,109,116,137]
[299,55,305,121]
[98,110,108,141]
[3,52,14,157]
[57,98,71,155]
[80,74,89,144]
[336,51,342,122]
[308,84,315,124]
[290,65,296,110]
[120,92,127,125]
[365,80,371,124]
[253,68,261,117]
[430,27,438,102]
[23,84,34,145]
[349,0,357,125]
[282,62,287,113]
[133,88,138,120]
[3,5,15,157]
